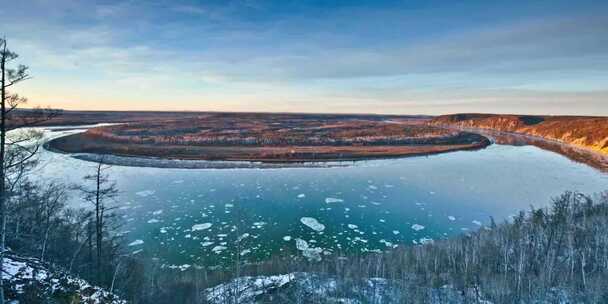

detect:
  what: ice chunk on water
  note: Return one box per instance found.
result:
[152,209,163,215]
[347,224,358,229]
[325,197,344,203]
[297,194,306,198]
[420,237,434,244]
[136,190,155,197]
[129,239,144,246]
[192,223,212,231]
[300,217,325,232]
[411,224,425,231]
[283,236,292,241]
[448,216,456,221]
[295,238,323,261]
[147,219,160,224]
[295,238,308,251]
[211,246,227,254]
[237,233,250,242]
[472,220,482,226]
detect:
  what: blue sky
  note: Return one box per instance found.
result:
[2,0,607,115]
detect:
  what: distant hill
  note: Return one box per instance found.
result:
[430,114,608,155]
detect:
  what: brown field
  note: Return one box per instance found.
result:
[47,112,489,162]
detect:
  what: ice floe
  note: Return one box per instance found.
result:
[325,197,344,203]
[300,217,325,232]
[192,223,213,231]
[211,246,227,254]
[411,224,425,231]
[295,238,323,261]
[135,190,155,197]
[128,240,144,246]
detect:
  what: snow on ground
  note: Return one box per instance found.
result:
[205,273,295,304]
[203,273,431,304]
[300,217,325,232]
[3,253,125,303]
[204,272,503,304]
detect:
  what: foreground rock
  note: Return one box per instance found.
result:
[2,252,124,303]
[204,272,580,304]
[204,272,496,304]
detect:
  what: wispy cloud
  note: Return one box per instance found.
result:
[1,0,606,115]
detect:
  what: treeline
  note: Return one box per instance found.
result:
[3,175,133,301]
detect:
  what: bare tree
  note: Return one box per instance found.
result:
[77,158,118,284]
[0,37,59,304]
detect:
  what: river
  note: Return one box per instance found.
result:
[24,126,608,269]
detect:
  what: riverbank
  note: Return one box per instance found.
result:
[430,114,608,156]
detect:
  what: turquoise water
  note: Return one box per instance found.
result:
[32,129,608,268]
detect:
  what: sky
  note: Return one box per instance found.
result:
[1,0,607,115]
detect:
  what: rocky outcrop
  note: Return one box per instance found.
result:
[2,252,125,303]
[430,114,608,155]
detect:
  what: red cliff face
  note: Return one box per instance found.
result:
[430,114,608,155]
